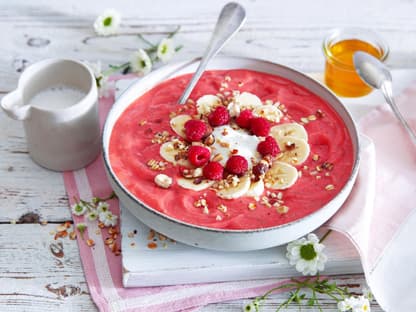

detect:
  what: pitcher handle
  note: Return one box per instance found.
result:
[1,90,31,120]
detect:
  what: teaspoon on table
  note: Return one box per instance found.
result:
[353,51,416,146]
[178,2,246,105]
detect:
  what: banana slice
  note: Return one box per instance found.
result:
[270,123,308,141]
[253,104,283,123]
[217,175,251,199]
[177,178,214,191]
[245,179,265,197]
[170,114,192,138]
[196,95,221,115]
[276,136,310,165]
[160,140,192,167]
[234,92,263,110]
[264,161,298,190]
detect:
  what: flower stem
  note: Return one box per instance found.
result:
[319,229,332,243]
[137,34,157,48]
[168,25,181,38]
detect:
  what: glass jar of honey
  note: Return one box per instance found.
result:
[323,28,389,97]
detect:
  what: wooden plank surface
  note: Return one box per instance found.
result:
[1,0,415,310]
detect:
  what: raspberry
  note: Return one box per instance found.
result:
[225,155,248,176]
[188,145,211,167]
[257,136,280,157]
[235,109,253,129]
[203,161,224,180]
[250,117,271,136]
[208,106,230,127]
[184,119,207,142]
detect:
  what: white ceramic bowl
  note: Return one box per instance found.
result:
[102,56,360,251]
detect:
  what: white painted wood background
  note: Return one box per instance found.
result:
[1,0,416,310]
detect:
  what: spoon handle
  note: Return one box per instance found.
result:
[381,80,416,146]
[178,2,246,104]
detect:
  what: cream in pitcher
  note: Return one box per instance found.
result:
[1,58,101,171]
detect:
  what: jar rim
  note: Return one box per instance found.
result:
[322,27,389,70]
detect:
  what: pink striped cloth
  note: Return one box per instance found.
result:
[63,80,416,312]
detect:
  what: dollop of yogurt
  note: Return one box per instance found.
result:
[211,125,261,168]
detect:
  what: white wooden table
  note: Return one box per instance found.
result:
[1,0,415,310]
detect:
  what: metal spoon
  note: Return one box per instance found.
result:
[178,2,246,104]
[353,51,416,145]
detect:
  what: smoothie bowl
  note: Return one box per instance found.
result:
[103,56,359,251]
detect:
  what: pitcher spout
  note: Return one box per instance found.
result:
[1,90,31,120]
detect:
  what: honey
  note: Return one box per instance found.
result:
[323,29,388,97]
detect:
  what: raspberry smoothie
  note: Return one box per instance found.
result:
[109,69,354,230]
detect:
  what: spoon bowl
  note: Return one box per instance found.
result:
[353,51,416,145]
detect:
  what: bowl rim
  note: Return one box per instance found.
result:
[102,55,360,234]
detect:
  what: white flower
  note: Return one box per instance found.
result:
[130,49,152,75]
[87,210,99,221]
[93,9,121,36]
[286,233,327,276]
[97,201,109,214]
[99,211,118,227]
[157,38,175,63]
[362,286,373,301]
[338,296,371,312]
[83,60,113,97]
[71,202,87,216]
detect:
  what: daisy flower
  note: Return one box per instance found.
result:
[99,211,118,227]
[157,38,175,63]
[286,233,327,276]
[130,49,152,75]
[338,295,371,312]
[93,9,121,36]
[87,210,99,221]
[71,202,87,216]
[97,201,109,214]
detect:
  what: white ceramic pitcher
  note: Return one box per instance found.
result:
[1,58,101,171]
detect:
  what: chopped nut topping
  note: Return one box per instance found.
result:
[316,109,325,118]
[285,142,296,151]
[203,134,215,146]
[248,202,257,210]
[147,229,155,240]
[147,159,168,171]
[308,115,317,121]
[224,76,231,82]
[325,184,335,191]
[86,239,95,247]
[105,238,114,245]
[321,161,334,171]
[276,205,289,214]
[212,153,224,162]
[217,204,228,213]
[219,141,230,148]
[139,120,147,126]
[69,231,77,240]
[300,117,309,124]
[151,131,170,144]
[237,81,244,87]
[147,242,158,249]
[216,215,223,221]
[312,154,320,161]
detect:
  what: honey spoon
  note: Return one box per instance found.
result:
[353,51,416,145]
[178,2,246,104]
